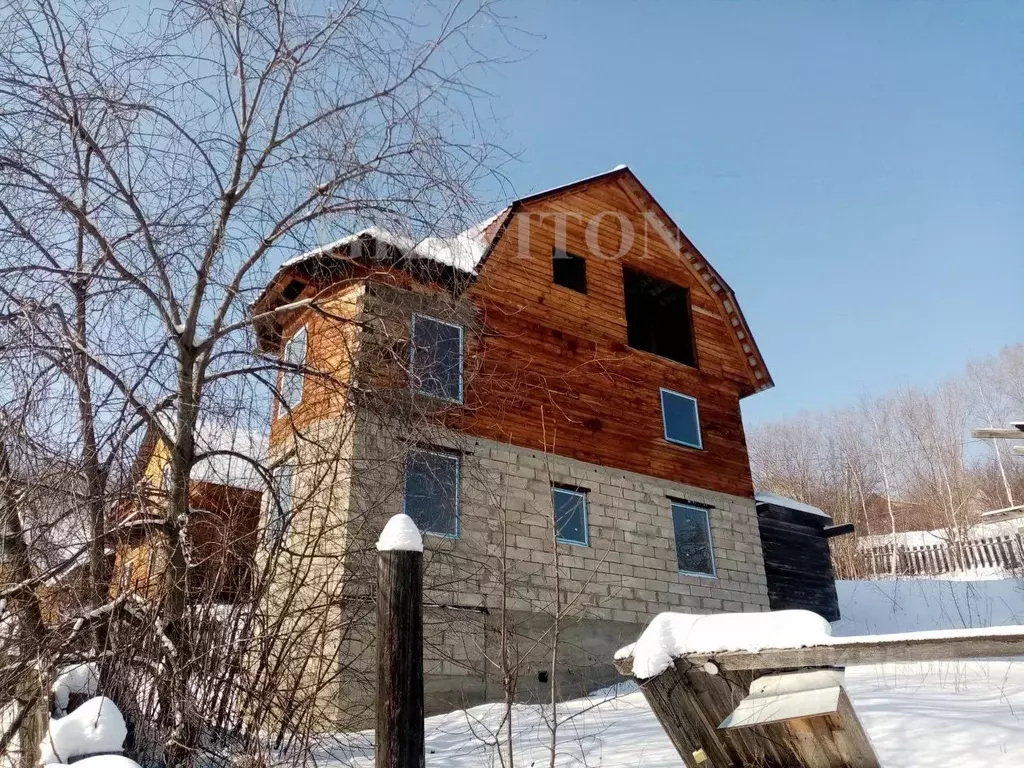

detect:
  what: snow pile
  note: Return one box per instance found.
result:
[311,659,1024,767]
[627,610,832,679]
[39,696,127,765]
[376,514,423,552]
[754,491,830,518]
[52,663,99,714]
[52,758,141,768]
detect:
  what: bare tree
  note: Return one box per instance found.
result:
[0,0,512,763]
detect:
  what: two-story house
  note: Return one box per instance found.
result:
[251,166,778,728]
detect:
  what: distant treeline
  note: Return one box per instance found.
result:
[749,345,1024,578]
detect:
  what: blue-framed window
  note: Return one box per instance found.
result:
[661,388,702,449]
[267,462,295,547]
[411,313,463,403]
[404,449,460,537]
[280,326,307,409]
[672,501,715,577]
[552,486,589,546]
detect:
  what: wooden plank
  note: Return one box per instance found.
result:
[632,661,880,768]
[971,428,1024,439]
[680,631,1024,672]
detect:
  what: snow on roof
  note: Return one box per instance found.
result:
[376,513,423,553]
[152,415,268,491]
[39,696,127,764]
[190,423,268,492]
[755,491,831,518]
[280,212,504,276]
[626,610,832,679]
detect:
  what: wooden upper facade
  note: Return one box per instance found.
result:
[255,167,772,499]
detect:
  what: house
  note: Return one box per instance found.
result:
[110,421,266,604]
[250,165,780,728]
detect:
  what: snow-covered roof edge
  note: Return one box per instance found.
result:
[755,491,831,519]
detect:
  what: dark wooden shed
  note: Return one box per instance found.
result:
[754,492,850,622]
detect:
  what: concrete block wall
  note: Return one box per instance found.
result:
[322,413,771,724]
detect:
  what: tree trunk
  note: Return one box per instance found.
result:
[0,440,49,767]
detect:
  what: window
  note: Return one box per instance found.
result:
[404,449,460,537]
[672,501,715,577]
[411,314,463,403]
[622,267,697,367]
[267,462,295,546]
[661,388,702,449]
[552,248,587,293]
[552,486,589,546]
[280,326,307,409]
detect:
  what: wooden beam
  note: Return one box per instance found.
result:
[617,631,1024,675]
[971,428,1024,440]
[627,660,881,767]
[681,631,1024,672]
[822,523,855,538]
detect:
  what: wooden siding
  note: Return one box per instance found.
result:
[460,177,756,498]
[270,280,365,443]
[261,175,764,498]
[756,502,840,621]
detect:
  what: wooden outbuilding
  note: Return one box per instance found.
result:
[754,493,852,622]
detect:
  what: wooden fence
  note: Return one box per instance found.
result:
[861,534,1024,576]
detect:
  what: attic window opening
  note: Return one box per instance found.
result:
[281,279,306,303]
[552,248,587,293]
[623,267,697,368]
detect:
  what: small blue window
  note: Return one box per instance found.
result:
[661,389,702,449]
[672,502,715,577]
[411,314,463,403]
[404,449,460,537]
[281,326,307,409]
[267,462,295,547]
[552,486,588,546]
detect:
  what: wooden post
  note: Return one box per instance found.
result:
[375,514,425,768]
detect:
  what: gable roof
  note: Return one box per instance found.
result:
[254,166,773,395]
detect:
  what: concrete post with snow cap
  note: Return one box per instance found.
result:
[375,513,424,768]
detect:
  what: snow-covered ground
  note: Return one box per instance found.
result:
[316,578,1024,767]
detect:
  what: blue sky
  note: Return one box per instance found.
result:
[477,1,1024,426]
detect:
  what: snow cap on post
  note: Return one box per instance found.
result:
[376,513,423,553]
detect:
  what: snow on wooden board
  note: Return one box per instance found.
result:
[309,660,1024,768]
[621,608,1024,678]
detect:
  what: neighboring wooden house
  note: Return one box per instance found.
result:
[251,166,788,727]
[111,422,265,604]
